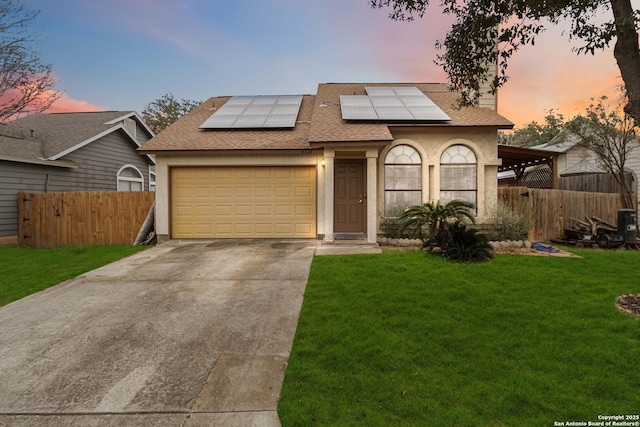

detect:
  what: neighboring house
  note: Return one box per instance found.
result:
[531,132,601,175]
[139,83,513,243]
[0,111,155,238]
[533,129,639,186]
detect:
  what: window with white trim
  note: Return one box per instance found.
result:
[440,144,477,205]
[384,145,422,216]
[117,165,144,191]
[149,165,156,191]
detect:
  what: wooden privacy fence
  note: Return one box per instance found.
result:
[498,187,624,242]
[18,191,155,248]
[559,171,634,194]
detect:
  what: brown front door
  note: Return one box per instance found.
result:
[334,160,366,233]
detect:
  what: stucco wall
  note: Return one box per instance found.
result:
[379,127,502,221]
[156,127,501,241]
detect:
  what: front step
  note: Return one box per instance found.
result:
[334,233,366,240]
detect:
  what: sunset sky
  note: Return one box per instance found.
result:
[23,0,635,129]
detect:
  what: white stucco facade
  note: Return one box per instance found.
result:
[154,125,502,244]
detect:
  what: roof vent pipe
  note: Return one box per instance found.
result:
[30,129,36,138]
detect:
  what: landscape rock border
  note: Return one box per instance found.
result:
[616,294,640,319]
[377,238,580,257]
[377,238,532,249]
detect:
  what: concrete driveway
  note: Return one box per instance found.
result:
[0,239,322,427]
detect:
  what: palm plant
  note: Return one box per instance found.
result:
[444,222,494,262]
[398,199,476,244]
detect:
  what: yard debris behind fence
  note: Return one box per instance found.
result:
[551,215,639,249]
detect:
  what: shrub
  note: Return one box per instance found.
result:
[443,222,494,262]
[491,200,530,241]
[380,212,405,239]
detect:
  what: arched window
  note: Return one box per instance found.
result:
[440,145,477,205]
[384,145,422,216]
[117,165,144,191]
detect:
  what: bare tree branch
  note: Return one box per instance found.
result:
[568,96,639,208]
[0,0,60,121]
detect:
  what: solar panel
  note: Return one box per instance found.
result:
[365,87,397,96]
[374,106,415,120]
[339,87,451,122]
[391,87,451,121]
[276,95,303,105]
[339,95,378,120]
[200,95,303,129]
[388,86,423,96]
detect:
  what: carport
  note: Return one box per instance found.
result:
[498,144,559,188]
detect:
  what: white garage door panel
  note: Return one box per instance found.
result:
[171,166,316,238]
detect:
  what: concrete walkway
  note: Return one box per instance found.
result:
[0,239,380,427]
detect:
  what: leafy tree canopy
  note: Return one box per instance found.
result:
[141,93,201,134]
[0,0,60,121]
[500,109,567,147]
[370,0,640,124]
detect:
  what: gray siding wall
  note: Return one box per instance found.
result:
[1,161,54,237]
[0,129,152,237]
[134,120,152,146]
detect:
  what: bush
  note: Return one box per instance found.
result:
[491,200,529,241]
[443,222,494,263]
[380,215,405,239]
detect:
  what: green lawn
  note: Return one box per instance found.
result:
[0,244,149,307]
[278,248,640,426]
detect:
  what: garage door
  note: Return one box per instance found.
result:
[171,166,316,238]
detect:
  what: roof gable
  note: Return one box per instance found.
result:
[308,83,513,143]
[533,130,582,153]
[0,111,155,165]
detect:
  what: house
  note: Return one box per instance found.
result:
[0,111,155,240]
[531,132,600,174]
[139,83,513,244]
[531,129,639,212]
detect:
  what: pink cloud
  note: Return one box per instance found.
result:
[0,84,104,122]
[45,92,106,113]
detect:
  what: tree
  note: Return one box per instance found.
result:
[567,96,639,208]
[141,93,201,134]
[0,0,60,121]
[398,199,476,242]
[370,0,640,124]
[500,110,567,147]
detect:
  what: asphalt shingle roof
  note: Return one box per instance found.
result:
[0,111,140,162]
[139,95,316,152]
[139,83,514,153]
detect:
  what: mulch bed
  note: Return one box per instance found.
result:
[616,294,640,319]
